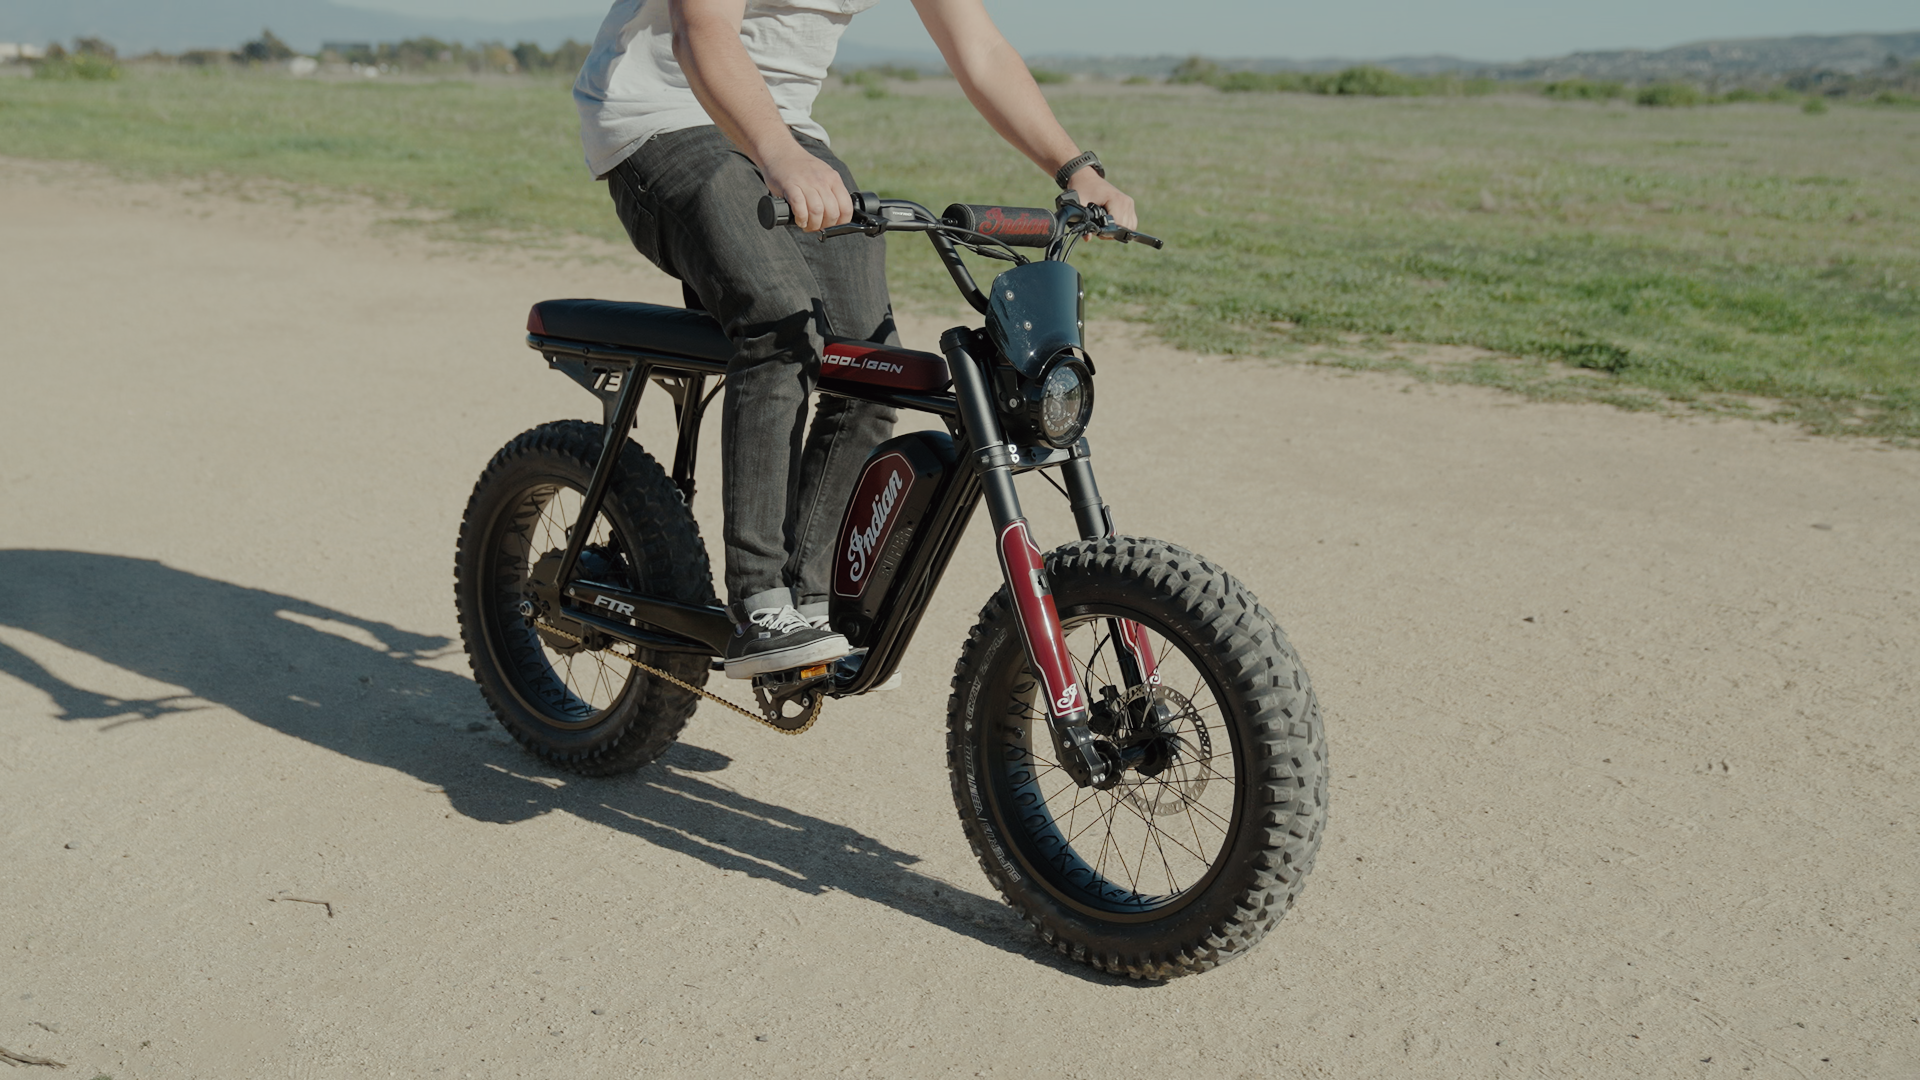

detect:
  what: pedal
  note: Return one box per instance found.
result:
[749,663,834,692]
[748,663,833,732]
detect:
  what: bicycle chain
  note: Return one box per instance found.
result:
[533,621,823,735]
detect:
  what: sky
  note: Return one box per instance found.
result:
[349,0,1917,61]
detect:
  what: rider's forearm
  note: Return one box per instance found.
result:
[912,0,1081,179]
[670,0,805,169]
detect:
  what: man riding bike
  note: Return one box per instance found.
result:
[574,0,1137,679]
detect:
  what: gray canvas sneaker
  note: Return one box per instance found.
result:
[798,600,832,631]
[723,604,852,680]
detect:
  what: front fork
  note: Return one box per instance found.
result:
[942,329,1159,789]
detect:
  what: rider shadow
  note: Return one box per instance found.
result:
[0,549,1130,982]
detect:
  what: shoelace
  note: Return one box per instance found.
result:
[749,605,814,636]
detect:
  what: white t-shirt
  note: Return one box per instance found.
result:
[574,0,883,178]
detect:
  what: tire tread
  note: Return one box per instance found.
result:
[454,420,713,777]
[945,536,1328,980]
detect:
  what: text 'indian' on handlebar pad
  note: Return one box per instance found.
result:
[942,204,1060,249]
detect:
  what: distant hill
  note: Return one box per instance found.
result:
[1027,31,1920,83]
[1483,31,1920,81]
[1023,54,1487,79]
[0,0,603,53]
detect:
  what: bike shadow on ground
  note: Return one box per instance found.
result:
[0,549,1144,984]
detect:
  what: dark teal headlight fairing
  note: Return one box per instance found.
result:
[987,261,1084,378]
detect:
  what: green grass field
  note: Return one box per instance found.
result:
[3,68,1915,439]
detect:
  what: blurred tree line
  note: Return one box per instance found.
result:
[315,35,591,75]
[17,29,593,77]
[1166,53,1920,107]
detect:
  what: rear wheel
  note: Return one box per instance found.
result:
[947,537,1327,979]
[455,420,714,776]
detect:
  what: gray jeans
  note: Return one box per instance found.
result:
[607,126,897,621]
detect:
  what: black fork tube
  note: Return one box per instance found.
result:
[1063,447,1156,694]
[943,339,1023,525]
[558,361,648,586]
[1060,452,1111,541]
[941,328,1110,788]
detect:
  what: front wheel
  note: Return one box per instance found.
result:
[947,537,1328,979]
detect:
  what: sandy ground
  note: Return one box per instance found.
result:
[1,158,1916,1080]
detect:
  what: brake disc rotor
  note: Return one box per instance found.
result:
[1114,684,1212,817]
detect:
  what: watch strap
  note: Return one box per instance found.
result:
[1054,151,1105,190]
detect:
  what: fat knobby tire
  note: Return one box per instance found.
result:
[946,536,1328,979]
[455,420,714,776]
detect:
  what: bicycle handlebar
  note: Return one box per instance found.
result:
[757,192,1160,249]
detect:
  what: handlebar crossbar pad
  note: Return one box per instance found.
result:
[942,204,1060,249]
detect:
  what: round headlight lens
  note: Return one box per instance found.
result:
[1036,358,1093,447]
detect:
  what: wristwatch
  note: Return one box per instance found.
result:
[1054,151,1105,191]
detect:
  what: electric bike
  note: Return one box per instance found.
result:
[453,191,1328,978]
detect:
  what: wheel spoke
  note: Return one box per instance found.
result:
[1134,808,1157,892]
[1097,794,1136,889]
[1108,788,1214,864]
[984,605,1269,916]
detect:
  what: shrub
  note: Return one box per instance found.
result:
[1169,56,1221,85]
[33,43,121,81]
[1324,65,1418,96]
[1636,82,1702,107]
[548,39,591,74]
[1543,79,1625,101]
[237,29,295,64]
[1029,67,1068,84]
[1218,70,1306,93]
[1803,96,1829,115]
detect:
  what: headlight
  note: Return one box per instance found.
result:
[1023,354,1094,449]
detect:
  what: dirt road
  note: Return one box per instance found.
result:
[2,159,1916,1078]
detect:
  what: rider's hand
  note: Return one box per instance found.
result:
[1067,169,1137,232]
[761,143,854,233]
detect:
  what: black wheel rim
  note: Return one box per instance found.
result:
[483,479,638,731]
[985,604,1245,920]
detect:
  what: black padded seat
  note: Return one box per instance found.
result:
[530,297,951,395]
[529,298,732,363]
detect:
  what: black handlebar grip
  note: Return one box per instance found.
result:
[942,203,1061,248]
[758,194,791,230]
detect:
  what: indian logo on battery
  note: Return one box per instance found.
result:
[834,453,915,598]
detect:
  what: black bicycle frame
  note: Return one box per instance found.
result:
[523,195,1164,786]
[526,323,1115,687]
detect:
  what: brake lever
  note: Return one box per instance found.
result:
[1096,224,1165,249]
[1074,201,1165,250]
[817,212,892,241]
